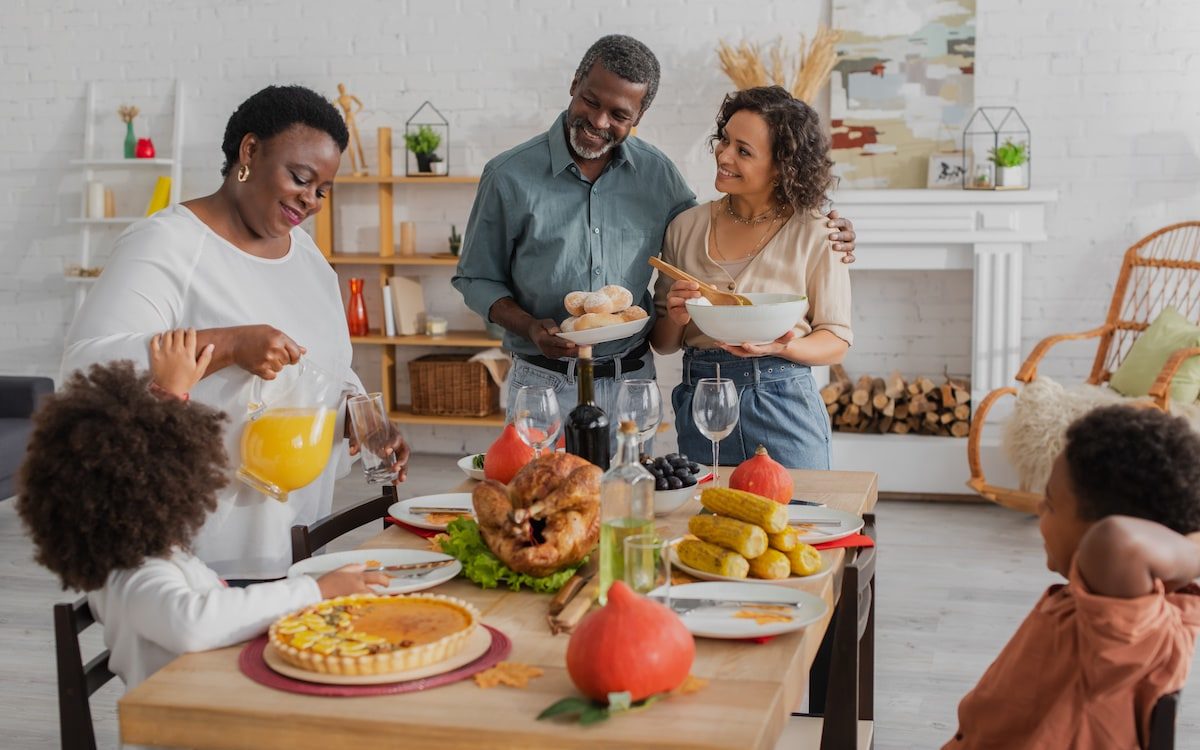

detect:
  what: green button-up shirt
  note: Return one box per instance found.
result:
[452,112,697,359]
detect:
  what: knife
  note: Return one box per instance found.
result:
[649,595,803,614]
[362,559,455,574]
[788,519,844,527]
[408,506,475,515]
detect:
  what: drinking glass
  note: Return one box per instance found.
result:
[623,533,671,604]
[513,385,562,458]
[346,392,401,484]
[615,379,662,451]
[692,378,739,488]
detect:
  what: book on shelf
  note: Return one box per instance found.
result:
[388,275,425,336]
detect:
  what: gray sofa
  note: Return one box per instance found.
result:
[1,376,54,499]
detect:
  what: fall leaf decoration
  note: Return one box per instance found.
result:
[117,105,140,124]
[537,674,710,725]
[474,662,545,689]
[716,27,843,104]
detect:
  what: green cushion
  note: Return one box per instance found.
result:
[1109,307,1200,402]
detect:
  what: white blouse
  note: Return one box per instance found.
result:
[87,549,320,691]
[62,205,363,579]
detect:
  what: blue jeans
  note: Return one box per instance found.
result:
[507,346,657,454]
[673,349,831,470]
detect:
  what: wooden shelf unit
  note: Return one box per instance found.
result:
[314,127,495,425]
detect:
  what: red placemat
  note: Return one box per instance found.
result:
[813,532,875,551]
[386,515,440,539]
[238,624,510,696]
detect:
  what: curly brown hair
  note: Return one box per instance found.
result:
[16,361,229,591]
[710,85,835,213]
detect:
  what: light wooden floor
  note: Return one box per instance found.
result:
[2,455,1198,749]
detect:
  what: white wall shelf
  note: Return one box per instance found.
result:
[70,80,184,309]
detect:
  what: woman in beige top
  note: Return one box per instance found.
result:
[651,86,851,469]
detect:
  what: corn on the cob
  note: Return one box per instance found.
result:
[688,514,768,558]
[676,539,749,579]
[747,548,791,580]
[767,526,798,552]
[784,543,823,577]
[700,487,788,533]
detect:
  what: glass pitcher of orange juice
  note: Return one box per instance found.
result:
[236,360,350,502]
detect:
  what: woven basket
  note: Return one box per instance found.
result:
[408,354,499,417]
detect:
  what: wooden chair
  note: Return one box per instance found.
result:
[53,596,115,750]
[968,222,1200,512]
[779,513,876,749]
[290,485,396,564]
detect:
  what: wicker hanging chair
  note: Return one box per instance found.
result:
[967,221,1200,513]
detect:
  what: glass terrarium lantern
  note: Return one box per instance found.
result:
[404,101,449,177]
[962,107,1030,190]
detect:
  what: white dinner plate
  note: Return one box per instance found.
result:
[786,506,864,544]
[263,624,492,685]
[651,581,828,639]
[286,549,460,595]
[457,454,486,481]
[669,542,835,585]
[388,493,475,531]
[555,316,650,346]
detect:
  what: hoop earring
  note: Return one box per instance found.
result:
[237,164,250,183]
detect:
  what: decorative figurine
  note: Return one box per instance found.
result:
[335,83,369,176]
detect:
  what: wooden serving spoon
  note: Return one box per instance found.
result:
[649,256,752,306]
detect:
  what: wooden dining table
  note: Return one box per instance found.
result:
[119,468,877,750]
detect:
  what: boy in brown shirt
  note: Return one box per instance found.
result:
[946,405,1200,749]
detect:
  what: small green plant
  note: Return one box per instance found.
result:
[988,139,1028,167]
[449,224,463,254]
[404,125,442,155]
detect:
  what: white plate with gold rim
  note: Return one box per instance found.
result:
[287,549,460,595]
[263,625,492,685]
[651,582,827,639]
[388,493,475,531]
[787,506,863,544]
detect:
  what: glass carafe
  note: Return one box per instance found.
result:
[598,420,655,604]
[237,360,350,502]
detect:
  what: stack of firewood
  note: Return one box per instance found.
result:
[821,365,972,437]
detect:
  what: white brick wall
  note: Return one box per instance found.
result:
[3,0,1200,451]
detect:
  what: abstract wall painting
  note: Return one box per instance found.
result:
[830,0,976,188]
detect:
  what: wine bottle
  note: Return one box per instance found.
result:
[565,345,610,470]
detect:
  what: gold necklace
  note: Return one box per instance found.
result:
[724,194,782,225]
[713,205,780,263]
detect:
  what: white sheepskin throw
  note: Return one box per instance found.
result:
[1003,377,1200,493]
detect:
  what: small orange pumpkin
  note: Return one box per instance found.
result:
[483,423,534,484]
[566,581,695,703]
[729,445,793,505]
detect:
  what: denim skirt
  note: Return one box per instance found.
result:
[672,348,831,470]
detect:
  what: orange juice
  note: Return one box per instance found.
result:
[238,407,336,499]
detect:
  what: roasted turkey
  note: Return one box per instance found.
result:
[471,452,601,578]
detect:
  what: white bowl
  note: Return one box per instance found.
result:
[685,293,808,345]
[654,475,711,516]
[457,454,486,481]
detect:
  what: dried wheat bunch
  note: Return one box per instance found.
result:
[716,27,843,104]
[117,105,140,124]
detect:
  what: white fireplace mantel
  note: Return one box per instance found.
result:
[825,188,1058,496]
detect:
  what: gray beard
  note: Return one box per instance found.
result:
[568,122,617,160]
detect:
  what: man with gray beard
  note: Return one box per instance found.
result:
[453,34,856,423]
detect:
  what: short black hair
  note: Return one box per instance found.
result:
[573,34,661,113]
[220,84,349,177]
[16,362,229,591]
[1065,405,1200,534]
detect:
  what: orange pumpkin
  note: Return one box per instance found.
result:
[565,581,695,703]
[729,445,793,505]
[483,423,534,484]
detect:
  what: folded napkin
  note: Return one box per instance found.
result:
[386,515,440,539]
[470,348,512,387]
[812,532,875,551]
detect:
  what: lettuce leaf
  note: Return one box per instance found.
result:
[440,517,581,594]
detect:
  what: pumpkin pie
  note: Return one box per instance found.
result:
[268,593,479,675]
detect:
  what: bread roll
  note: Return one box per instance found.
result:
[601,284,633,312]
[574,312,624,330]
[559,316,579,333]
[619,305,648,322]
[582,292,615,314]
[564,291,588,317]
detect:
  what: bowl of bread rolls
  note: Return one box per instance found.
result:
[557,285,651,345]
[685,292,808,345]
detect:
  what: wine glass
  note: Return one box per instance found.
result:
[692,378,739,487]
[615,379,662,452]
[513,385,562,458]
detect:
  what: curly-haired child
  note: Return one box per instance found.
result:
[945,405,1200,748]
[17,329,386,689]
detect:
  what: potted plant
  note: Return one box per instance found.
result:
[988,139,1028,188]
[405,125,443,174]
[448,225,462,255]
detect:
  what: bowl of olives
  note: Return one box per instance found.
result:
[640,452,710,516]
